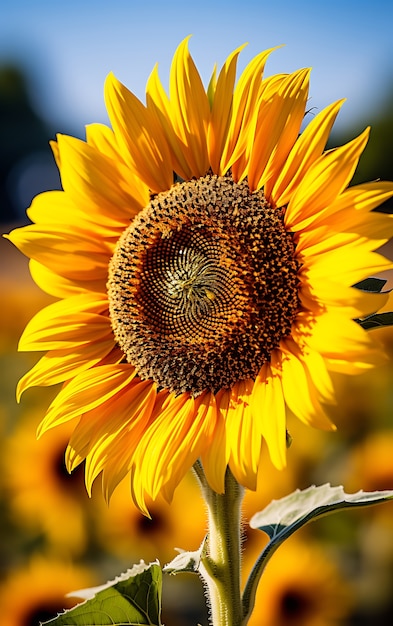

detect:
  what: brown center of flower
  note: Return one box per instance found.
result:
[107,173,300,395]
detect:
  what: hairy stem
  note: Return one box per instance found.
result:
[194,464,244,626]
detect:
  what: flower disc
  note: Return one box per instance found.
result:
[108,174,300,394]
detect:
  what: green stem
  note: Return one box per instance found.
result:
[194,463,244,626]
[241,542,280,625]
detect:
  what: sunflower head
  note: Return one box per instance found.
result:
[6,38,393,512]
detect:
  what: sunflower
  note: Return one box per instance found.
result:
[345,430,393,493]
[6,39,393,513]
[244,537,353,626]
[2,411,88,554]
[0,555,95,626]
[94,471,206,563]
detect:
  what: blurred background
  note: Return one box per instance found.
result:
[1,1,393,624]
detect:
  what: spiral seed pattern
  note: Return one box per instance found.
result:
[107,173,300,395]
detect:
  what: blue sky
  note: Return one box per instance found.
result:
[1,0,393,136]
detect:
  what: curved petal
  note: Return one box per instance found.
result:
[251,351,287,470]
[296,215,393,257]
[146,64,194,180]
[38,364,137,434]
[220,46,279,174]
[65,379,153,472]
[207,44,246,173]
[161,391,221,502]
[200,388,232,494]
[280,340,336,430]
[85,123,123,161]
[293,311,387,372]
[271,99,345,207]
[86,123,150,209]
[29,259,106,297]
[200,392,228,494]
[17,339,115,400]
[299,277,388,318]
[300,181,393,239]
[84,381,157,498]
[166,37,210,177]
[6,224,112,282]
[18,293,110,351]
[226,379,262,489]
[27,191,87,226]
[131,389,218,503]
[248,68,311,193]
[105,72,174,193]
[301,243,393,287]
[285,128,370,230]
[55,134,145,225]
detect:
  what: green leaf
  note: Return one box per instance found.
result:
[242,484,393,624]
[353,277,387,293]
[249,483,393,539]
[356,311,393,330]
[164,537,207,575]
[42,561,162,626]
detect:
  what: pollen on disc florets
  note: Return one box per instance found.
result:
[107,173,301,395]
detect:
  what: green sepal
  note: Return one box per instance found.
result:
[356,311,393,330]
[353,277,387,293]
[42,561,162,626]
[352,278,393,328]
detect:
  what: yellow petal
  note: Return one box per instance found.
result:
[146,64,194,180]
[17,339,115,400]
[162,390,221,502]
[131,392,194,503]
[65,381,147,471]
[296,212,393,257]
[86,381,157,498]
[6,225,111,282]
[302,243,393,287]
[295,310,384,369]
[301,181,393,238]
[132,389,217,503]
[285,128,370,230]
[29,259,106,297]
[85,123,121,160]
[105,72,174,192]
[27,191,83,226]
[220,46,279,174]
[18,293,110,351]
[167,37,210,176]
[280,341,336,430]
[201,388,232,493]
[38,364,136,434]
[248,68,311,193]
[251,352,287,470]
[299,277,388,318]
[206,63,217,107]
[207,44,246,173]
[200,393,228,494]
[226,379,262,489]
[271,99,345,207]
[55,134,144,225]
[86,123,150,209]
